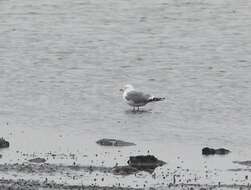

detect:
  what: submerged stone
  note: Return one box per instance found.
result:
[112,166,138,175]
[28,157,46,163]
[233,161,251,166]
[0,138,9,149]
[96,138,135,146]
[202,147,230,155]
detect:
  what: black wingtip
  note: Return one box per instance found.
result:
[148,97,165,102]
[154,97,165,101]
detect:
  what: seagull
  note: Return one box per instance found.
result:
[120,84,165,111]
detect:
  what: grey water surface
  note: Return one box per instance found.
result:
[0,0,251,187]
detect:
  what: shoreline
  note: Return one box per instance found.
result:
[1,178,250,190]
[0,161,250,190]
[1,129,251,189]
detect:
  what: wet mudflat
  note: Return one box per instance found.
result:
[0,135,251,189]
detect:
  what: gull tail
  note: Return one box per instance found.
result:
[148,96,165,103]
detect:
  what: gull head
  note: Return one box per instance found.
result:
[120,84,134,92]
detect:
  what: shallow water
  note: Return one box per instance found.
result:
[0,0,251,188]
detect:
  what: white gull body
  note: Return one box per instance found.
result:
[120,84,164,110]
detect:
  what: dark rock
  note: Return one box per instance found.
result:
[0,138,9,149]
[112,166,138,175]
[96,138,135,146]
[28,157,46,163]
[202,147,215,155]
[202,147,230,155]
[215,148,230,155]
[127,155,166,172]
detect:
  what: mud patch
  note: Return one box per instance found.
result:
[0,163,112,174]
[0,179,136,190]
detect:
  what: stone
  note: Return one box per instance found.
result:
[0,138,9,149]
[127,155,166,172]
[202,147,230,155]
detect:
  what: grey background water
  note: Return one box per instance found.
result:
[1,0,250,147]
[0,0,251,186]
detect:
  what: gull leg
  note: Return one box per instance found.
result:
[132,107,135,112]
[137,106,139,111]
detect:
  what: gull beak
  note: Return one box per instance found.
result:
[119,88,124,92]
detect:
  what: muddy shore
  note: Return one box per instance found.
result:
[0,161,251,190]
[0,136,251,190]
[1,178,250,190]
[0,178,136,190]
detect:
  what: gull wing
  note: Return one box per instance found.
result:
[125,90,151,104]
